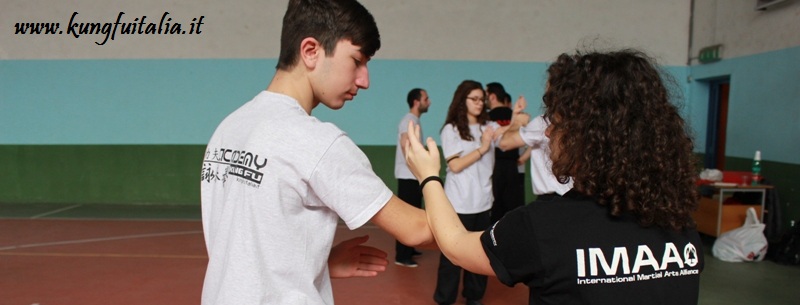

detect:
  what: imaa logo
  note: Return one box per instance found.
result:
[576,242,699,278]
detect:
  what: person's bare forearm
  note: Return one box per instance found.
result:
[371,195,435,248]
[498,129,525,151]
[421,181,468,252]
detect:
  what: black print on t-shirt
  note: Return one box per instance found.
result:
[202,147,267,188]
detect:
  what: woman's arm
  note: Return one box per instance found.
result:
[445,125,494,173]
[497,96,531,151]
[518,146,533,166]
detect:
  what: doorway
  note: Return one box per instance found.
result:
[704,78,730,169]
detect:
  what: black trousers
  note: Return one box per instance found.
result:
[395,179,422,261]
[433,210,491,304]
[490,159,525,223]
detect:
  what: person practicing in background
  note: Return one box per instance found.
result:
[486,83,526,223]
[200,1,434,304]
[507,92,533,201]
[405,49,703,305]
[434,80,495,305]
[393,88,431,268]
[498,110,573,200]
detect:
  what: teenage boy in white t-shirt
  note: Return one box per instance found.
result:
[200,1,434,304]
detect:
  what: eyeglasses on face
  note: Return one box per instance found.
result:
[466,96,485,103]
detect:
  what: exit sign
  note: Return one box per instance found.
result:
[698,45,722,64]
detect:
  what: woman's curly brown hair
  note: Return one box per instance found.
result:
[543,49,698,231]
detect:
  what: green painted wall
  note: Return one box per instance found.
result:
[2,145,796,232]
[1,145,203,204]
[0,144,536,204]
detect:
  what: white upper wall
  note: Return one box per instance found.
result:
[8,0,796,65]
[690,0,800,64]
[2,0,692,65]
[367,0,691,64]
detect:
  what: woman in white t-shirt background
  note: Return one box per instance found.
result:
[434,80,495,305]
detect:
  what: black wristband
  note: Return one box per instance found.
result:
[419,176,442,190]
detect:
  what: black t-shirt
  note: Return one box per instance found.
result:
[480,190,704,305]
[488,107,519,160]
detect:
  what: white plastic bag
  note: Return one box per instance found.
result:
[699,168,723,182]
[712,207,768,262]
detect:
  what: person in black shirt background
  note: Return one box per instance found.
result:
[485,82,525,223]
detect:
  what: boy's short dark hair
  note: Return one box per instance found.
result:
[502,92,512,104]
[486,82,507,100]
[276,0,381,70]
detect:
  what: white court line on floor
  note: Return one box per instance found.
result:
[0,230,202,251]
[30,204,83,219]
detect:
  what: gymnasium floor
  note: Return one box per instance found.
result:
[1,203,798,304]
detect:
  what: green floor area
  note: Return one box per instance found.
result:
[0,203,201,220]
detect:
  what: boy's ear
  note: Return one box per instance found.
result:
[299,37,322,69]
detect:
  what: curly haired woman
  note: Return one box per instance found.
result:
[405,49,703,305]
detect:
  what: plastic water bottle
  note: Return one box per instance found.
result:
[751,150,761,185]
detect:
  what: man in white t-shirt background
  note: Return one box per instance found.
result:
[394,88,431,268]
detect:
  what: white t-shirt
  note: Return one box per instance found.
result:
[441,123,494,214]
[200,91,392,305]
[394,113,421,180]
[519,115,573,195]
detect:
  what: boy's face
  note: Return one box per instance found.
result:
[313,39,371,110]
